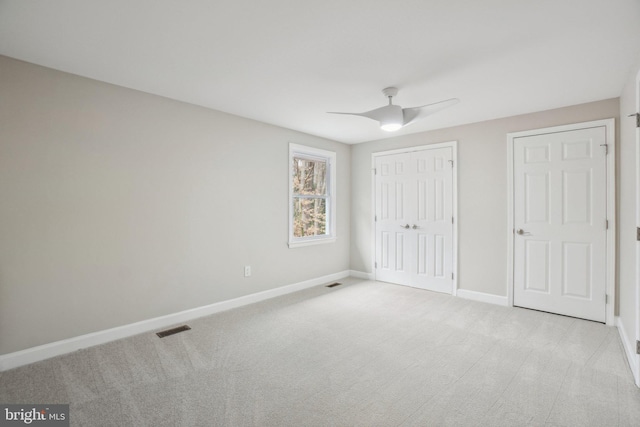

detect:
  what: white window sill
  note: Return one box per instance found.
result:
[288,237,336,248]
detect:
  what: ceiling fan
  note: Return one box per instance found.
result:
[329,87,459,132]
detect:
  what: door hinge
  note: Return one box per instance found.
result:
[373,168,377,175]
[605,294,608,304]
[606,219,608,230]
[629,112,640,128]
[375,262,377,269]
[452,217,454,224]
[375,215,377,222]
[448,160,454,167]
[637,227,640,241]
[600,144,608,155]
[451,273,454,280]
[636,340,640,355]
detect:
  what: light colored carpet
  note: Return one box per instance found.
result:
[1,278,639,426]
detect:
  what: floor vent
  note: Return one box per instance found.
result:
[156,325,191,338]
[326,282,342,288]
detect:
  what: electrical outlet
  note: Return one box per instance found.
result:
[244,266,251,277]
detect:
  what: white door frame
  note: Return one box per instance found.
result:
[506,119,616,325]
[634,68,640,383]
[371,141,459,294]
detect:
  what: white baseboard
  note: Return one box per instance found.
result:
[616,316,640,387]
[0,270,352,372]
[456,289,509,307]
[349,270,375,280]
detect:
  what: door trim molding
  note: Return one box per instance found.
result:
[634,67,640,385]
[616,316,640,386]
[371,141,458,295]
[506,119,616,325]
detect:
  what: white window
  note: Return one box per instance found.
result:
[288,143,336,248]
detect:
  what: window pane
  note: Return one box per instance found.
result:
[293,157,327,196]
[293,197,327,237]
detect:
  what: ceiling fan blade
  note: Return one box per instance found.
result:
[327,111,368,118]
[402,98,460,126]
[328,105,391,122]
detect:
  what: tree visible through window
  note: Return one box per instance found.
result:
[293,156,327,237]
[289,144,336,247]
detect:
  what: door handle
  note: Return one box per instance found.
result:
[516,229,531,235]
[400,224,410,229]
[412,224,420,229]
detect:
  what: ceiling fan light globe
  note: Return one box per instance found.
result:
[380,123,402,132]
[379,104,404,131]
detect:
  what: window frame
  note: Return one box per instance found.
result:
[288,143,336,248]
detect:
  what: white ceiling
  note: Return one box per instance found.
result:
[1,0,640,144]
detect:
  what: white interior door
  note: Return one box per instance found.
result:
[513,126,607,322]
[375,147,453,293]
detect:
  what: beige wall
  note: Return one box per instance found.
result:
[618,58,639,350]
[351,99,620,297]
[0,56,351,354]
[2,52,636,358]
